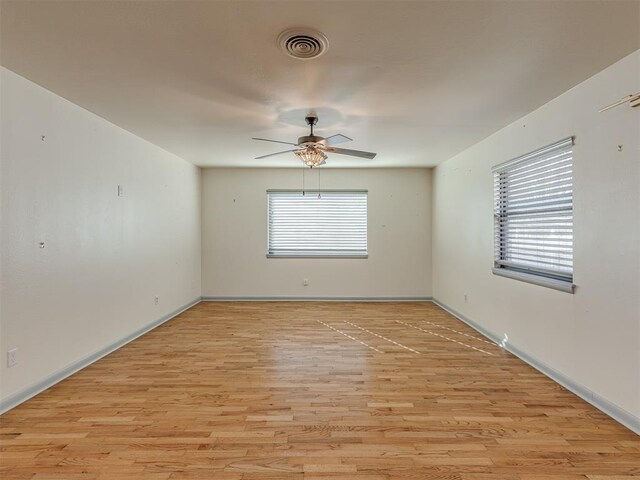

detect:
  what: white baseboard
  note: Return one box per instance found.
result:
[201,296,433,302]
[0,297,201,415]
[432,298,640,436]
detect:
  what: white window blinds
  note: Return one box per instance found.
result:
[493,137,574,286]
[267,190,368,257]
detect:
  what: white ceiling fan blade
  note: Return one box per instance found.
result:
[325,147,377,159]
[325,134,353,146]
[252,137,298,146]
[255,149,300,159]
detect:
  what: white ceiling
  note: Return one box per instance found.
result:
[1,1,639,168]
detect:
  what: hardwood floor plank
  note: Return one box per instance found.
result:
[1,302,637,479]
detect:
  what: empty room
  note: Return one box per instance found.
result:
[1,1,639,479]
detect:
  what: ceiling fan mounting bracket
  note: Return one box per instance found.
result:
[304,114,318,127]
[304,114,318,136]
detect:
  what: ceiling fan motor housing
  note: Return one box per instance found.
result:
[298,135,325,146]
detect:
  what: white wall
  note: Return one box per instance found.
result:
[3,47,636,429]
[202,168,431,298]
[432,51,640,419]
[0,68,202,403]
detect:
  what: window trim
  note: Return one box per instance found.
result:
[492,137,575,293]
[266,189,368,259]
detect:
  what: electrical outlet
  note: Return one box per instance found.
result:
[154,295,159,305]
[303,278,309,286]
[7,348,17,368]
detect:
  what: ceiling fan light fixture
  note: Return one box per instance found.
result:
[295,146,327,168]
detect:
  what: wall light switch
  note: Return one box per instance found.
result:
[117,185,124,197]
[303,278,309,286]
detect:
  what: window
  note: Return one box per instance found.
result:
[492,137,574,292]
[267,190,367,258]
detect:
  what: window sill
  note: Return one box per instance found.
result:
[267,254,368,259]
[492,267,574,293]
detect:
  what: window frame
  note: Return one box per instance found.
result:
[492,137,575,293]
[266,189,368,259]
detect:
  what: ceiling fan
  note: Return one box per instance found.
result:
[252,114,376,168]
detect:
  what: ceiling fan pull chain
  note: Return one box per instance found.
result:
[302,166,305,196]
[318,168,321,199]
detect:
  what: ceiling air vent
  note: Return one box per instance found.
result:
[278,28,329,60]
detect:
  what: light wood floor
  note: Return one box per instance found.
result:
[1,302,638,479]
